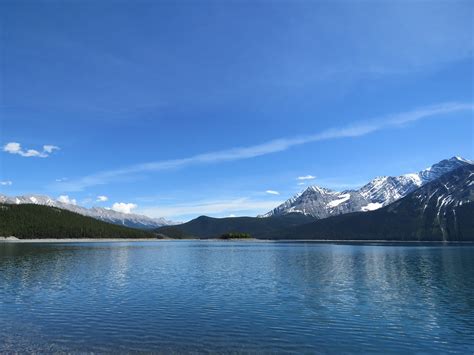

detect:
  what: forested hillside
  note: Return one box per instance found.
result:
[0,203,156,239]
[156,213,315,239]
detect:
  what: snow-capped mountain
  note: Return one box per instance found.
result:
[358,156,472,205]
[273,164,474,241]
[262,156,473,219]
[0,194,174,229]
[371,163,474,241]
[263,186,368,219]
[394,164,474,226]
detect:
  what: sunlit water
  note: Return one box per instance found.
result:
[1,241,473,353]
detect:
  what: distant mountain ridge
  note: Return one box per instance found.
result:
[262,156,472,219]
[156,213,316,239]
[159,164,474,241]
[0,194,174,229]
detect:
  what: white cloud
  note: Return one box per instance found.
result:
[297,175,316,181]
[96,195,108,202]
[57,195,77,205]
[4,142,21,153]
[55,178,67,182]
[3,142,59,158]
[138,197,283,219]
[0,180,12,186]
[297,182,306,186]
[112,202,137,214]
[43,145,59,153]
[266,190,280,195]
[227,214,237,218]
[56,102,473,191]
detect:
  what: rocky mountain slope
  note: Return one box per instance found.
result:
[0,194,173,229]
[263,156,472,219]
[274,164,474,241]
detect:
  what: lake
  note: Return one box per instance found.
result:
[1,241,473,353]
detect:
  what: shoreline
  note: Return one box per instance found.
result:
[272,239,474,243]
[1,237,473,244]
[0,237,169,243]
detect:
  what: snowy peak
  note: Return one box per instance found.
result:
[305,185,335,195]
[263,156,472,219]
[3,194,58,206]
[262,184,367,219]
[87,206,173,228]
[418,156,472,184]
[385,164,474,241]
[359,174,420,204]
[360,156,472,205]
[0,194,174,229]
[402,165,474,214]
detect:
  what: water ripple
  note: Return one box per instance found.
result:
[0,241,473,353]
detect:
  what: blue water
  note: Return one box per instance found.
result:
[1,241,473,353]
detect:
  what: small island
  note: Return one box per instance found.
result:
[219,232,252,240]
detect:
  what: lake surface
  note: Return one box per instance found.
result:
[1,241,473,353]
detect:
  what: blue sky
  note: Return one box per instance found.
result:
[1,0,473,221]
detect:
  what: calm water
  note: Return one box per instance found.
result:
[1,241,473,353]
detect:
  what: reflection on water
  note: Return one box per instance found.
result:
[1,241,473,352]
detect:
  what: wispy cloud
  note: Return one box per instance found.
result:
[0,180,13,186]
[3,142,59,158]
[96,195,108,202]
[57,102,473,191]
[138,197,283,219]
[297,175,316,181]
[266,190,280,195]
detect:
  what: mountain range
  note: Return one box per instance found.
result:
[1,156,472,241]
[273,164,474,241]
[0,194,174,229]
[157,157,474,241]
[262,156,472,219]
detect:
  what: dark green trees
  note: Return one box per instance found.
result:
[0,204,155,239]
